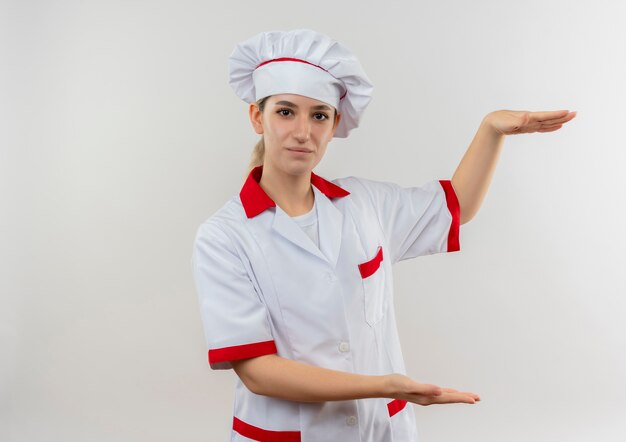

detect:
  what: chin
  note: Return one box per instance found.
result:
[282,162,315,176]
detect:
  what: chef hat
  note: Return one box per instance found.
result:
[228,28,374,138]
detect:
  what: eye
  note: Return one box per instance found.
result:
[277,108,292,117]
[314,113,329,121]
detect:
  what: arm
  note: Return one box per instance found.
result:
[231,354,479,405]
[451,109,577,225]
[451,114,505,226]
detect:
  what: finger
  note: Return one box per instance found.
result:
[440,387,481,401]
[536,111,577,125]
[538,125,563,132]
[407,382,443,396]
[459,391,481,401]
[440,388,459,393]
[431,392,476,405]
[416,383,443,396]
[530,110,570,121]
[441,389,480,401]
[407,390,479,406]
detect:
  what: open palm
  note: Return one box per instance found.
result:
[487,109,577,135]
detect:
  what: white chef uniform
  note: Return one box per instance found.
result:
[291,198,320,250]
[191,164,461,441]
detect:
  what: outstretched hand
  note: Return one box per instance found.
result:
[486,109,577,136]
[385,373,480,406]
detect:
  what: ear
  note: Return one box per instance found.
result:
[249,102,264,135]
[330,112,342,137]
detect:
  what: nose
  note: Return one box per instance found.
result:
[293,114,311,143]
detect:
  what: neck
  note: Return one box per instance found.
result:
[258,163,314,217]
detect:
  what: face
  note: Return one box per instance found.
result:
[249,93,341,177]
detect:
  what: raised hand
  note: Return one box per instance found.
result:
[486,109,577,136]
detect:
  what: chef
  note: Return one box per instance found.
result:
[192,28,576,442]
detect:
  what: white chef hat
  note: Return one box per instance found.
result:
[228,28,374,138]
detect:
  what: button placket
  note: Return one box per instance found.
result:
[359,245,387,326]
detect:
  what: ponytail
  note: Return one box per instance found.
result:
[244,96,270,180]
[245,136,265,179]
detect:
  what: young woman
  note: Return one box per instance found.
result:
[192,28,576,442]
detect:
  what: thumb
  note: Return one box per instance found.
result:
[412,382,442,396]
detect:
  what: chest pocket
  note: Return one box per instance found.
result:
[358,245,388,326]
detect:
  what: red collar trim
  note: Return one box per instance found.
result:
[239,165,350,218]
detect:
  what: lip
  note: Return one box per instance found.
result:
[286,148,313,153]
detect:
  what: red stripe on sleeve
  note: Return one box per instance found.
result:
[439,180,460,252]
[233,416,301,441]
[208,340,277,365]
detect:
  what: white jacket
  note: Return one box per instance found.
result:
[192,165,461,442]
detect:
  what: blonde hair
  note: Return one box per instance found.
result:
[244,95,338,179]
[245,96,270,179]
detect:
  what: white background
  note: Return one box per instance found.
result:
[2,1,625,441]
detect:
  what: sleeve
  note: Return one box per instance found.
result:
[191,221,278,370]
[354,177,461,265]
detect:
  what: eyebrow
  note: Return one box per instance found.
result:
[274,100,332,111]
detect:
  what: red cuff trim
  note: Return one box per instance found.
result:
[439,180,460,252]
[387,399,408,417]
[358,246,383,279]
[208,340,277,365]
[233,416,301,442]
